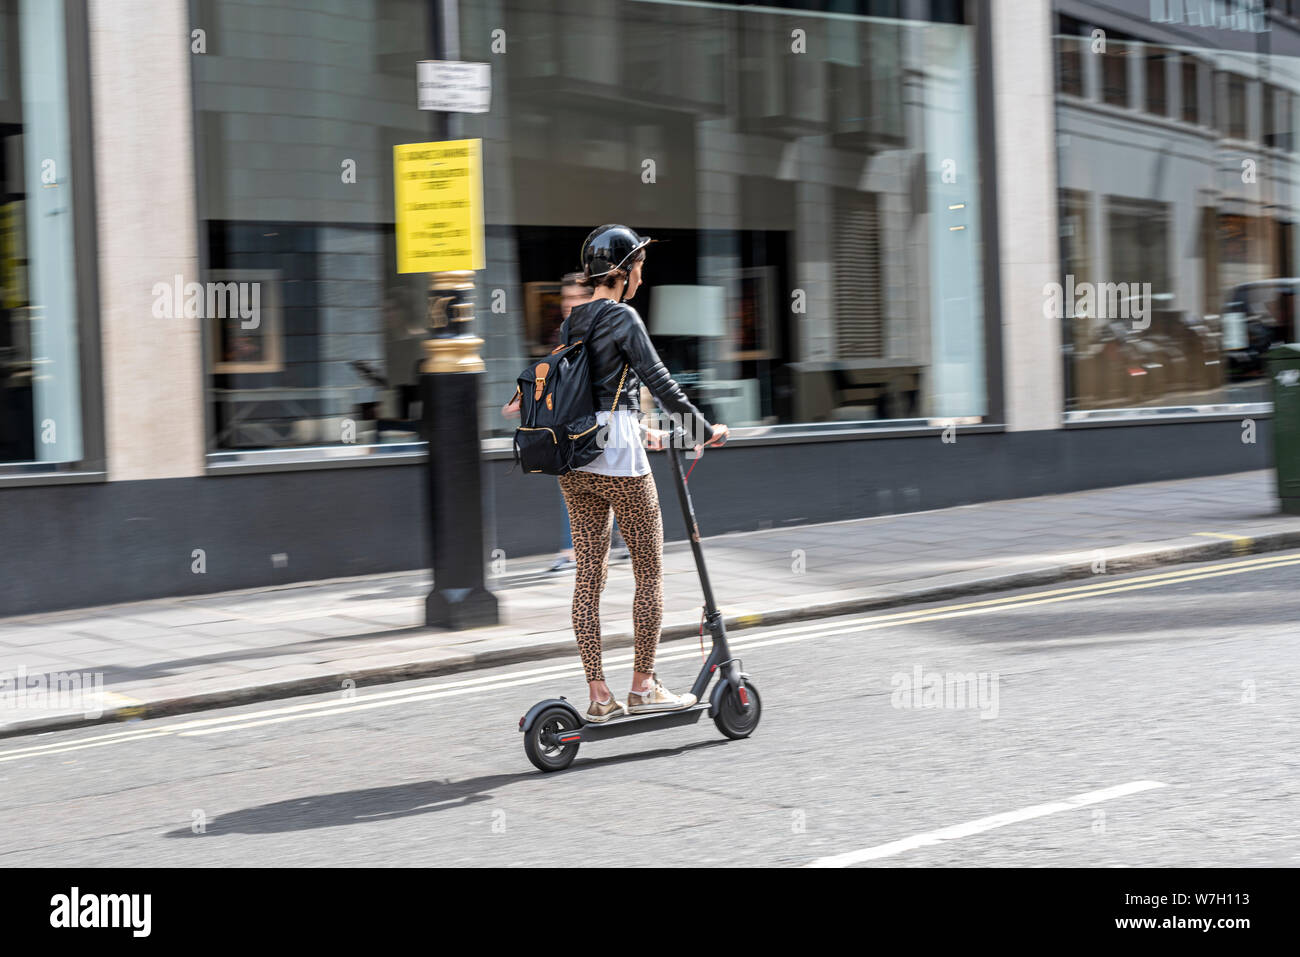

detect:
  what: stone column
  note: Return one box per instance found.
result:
[89,0,206,479]
[990,0,1062,431]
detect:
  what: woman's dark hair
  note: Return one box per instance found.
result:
[560,272,586,289]
[583,247,645,289]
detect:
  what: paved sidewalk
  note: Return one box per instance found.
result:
[2,469,1298,738]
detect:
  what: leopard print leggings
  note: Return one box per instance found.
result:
[557,470,663,683]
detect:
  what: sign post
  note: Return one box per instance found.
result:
[395,137,498,628]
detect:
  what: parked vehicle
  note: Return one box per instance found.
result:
[1221,280,1299,380]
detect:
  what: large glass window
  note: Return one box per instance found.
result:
[460,0,987,437]
[190,0,432,456]
[1055,17,1299,412]
[190,0,987,452]
[0,0,83,466]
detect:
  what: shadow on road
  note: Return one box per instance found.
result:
[162,739,731,837]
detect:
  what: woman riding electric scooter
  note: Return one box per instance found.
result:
[559,224,729,723]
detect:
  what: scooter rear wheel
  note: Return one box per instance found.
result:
[524,706,581,772]
[713,680,762,740]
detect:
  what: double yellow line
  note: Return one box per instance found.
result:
[722,549,1300,651]
[2,551,1295,762]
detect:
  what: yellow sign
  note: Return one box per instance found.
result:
[394,138,485,273]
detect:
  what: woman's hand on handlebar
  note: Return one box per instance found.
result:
[693,423,729,453]
[644,428,670,451]
[502,393,521,419]
[646,423,727,452]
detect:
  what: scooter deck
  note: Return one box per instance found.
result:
[577,702,709,741]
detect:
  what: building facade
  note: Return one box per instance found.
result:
[0,0,1285,615]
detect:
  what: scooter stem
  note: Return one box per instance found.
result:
[666,432,719,616]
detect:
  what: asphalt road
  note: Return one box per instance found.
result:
[3,550,1298,867]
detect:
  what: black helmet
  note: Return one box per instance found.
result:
[580,224,654,284]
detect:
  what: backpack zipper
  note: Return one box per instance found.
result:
[517,426,557,443]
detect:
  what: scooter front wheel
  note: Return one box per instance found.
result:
[713,680,762,740]
[524,706,581,772]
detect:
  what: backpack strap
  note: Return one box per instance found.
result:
[593,301,629,413]
[565,300,630,413]
[600,301,629,413]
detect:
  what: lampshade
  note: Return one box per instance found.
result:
[649,285,727,338]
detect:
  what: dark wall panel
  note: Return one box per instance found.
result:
[0,420,1273,616]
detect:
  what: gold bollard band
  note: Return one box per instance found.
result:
[423,336,485,374]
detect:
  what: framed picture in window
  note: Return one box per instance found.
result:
[207,269,284,374]
[524,281,566,355]
[728,266,776,360]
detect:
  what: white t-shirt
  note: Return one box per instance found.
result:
[576,409,650,476]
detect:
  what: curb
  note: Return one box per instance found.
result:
[5,528,1299,741]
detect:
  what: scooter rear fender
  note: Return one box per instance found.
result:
[519,697,583,733]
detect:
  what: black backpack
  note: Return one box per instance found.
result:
[511,304,628,475]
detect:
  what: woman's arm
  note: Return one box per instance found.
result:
[610,305,713,445]
[501,386,521,418]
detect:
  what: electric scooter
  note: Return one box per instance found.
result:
[518,427,762,772]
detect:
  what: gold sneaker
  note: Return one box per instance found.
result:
[626,674,697,714]
[585,695,627,723]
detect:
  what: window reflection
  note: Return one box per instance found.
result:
[463,1,987,437]
[1056,22,1300,412]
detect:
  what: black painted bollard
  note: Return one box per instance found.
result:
[421,270,499,628]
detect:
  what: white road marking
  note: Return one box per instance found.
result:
[805,780,1168,867]
[4,552,1297,757]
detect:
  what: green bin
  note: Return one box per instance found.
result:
[1267,344,1300,514]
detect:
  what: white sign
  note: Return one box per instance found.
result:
[417,60,490,113]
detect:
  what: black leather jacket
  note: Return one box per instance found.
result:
[562,299,714,444]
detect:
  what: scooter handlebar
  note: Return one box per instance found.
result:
[666,424,725,448]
